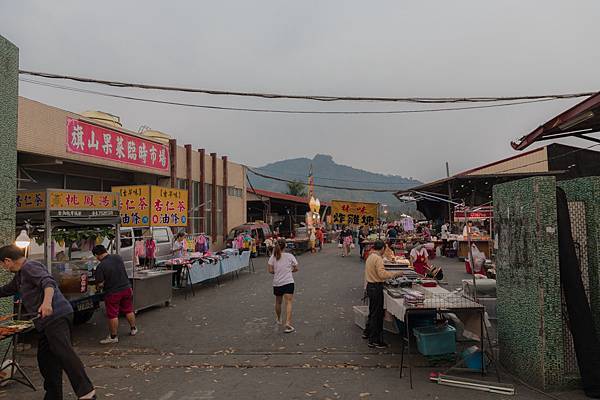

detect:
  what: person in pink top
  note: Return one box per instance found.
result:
[145,236,156,268]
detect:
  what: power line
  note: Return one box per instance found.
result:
[20,78,568,115]
[19,70,596,103]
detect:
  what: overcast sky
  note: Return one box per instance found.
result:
[2,1,599,183]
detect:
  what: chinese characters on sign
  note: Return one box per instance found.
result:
[16,191,46,210]
[66,117,170,171]
[112,185,151,227]
[150,186,188,227]
[48,191,118,210]
[331,200,379,226]
[113,185,188,227]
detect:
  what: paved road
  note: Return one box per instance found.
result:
[3,246,586,399]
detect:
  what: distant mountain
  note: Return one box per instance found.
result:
[248,154,421,211]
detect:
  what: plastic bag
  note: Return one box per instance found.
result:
[337,243,343,248]
[350,243,356,249]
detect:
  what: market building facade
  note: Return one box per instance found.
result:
[16,97,246,248]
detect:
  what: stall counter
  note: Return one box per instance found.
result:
[133,270,174,313]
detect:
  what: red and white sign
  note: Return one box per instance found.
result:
[454,206,493,221]
[66,117,170,171]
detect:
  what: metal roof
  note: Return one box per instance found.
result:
[511,92,600,150]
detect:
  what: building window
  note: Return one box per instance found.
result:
[227,186,244,198]
[204,183,213,236]
[192,182,201,234]
[216,185,224,236]
[177,179,188,190]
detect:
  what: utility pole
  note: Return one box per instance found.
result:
[446,162,453,223]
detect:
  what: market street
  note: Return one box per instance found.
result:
[4,246,587,400]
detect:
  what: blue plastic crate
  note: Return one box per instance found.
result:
[394,312,436,335]
[413,325,456,356]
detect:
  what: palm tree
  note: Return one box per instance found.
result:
[287,180,307,197]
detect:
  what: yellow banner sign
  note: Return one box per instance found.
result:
[16,191,46,211]
[331,200,378,226]
[112,185,151,227]
[112,185,188,227]
[150,186,188,227]
[48,191,118,210]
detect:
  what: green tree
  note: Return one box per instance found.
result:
[287,180,307,197]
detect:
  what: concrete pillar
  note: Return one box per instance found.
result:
[211,153,217,243]
[169,138,177,188]
[0,35,18,340]
[222,156,228,235]
[199,149,205,233]
[185,144,193,233]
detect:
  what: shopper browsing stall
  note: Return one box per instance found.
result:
[92,245,137,344]
[363,240,402,348]
[0,245,96,400]
[268,239,298,333]
[172,232,187,288]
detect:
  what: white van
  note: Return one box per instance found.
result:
[119,227,175,276]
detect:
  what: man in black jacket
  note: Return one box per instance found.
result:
[0,244,95,400]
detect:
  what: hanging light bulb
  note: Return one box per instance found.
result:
[15,229,31,249]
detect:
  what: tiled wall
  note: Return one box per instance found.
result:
[493,176,564,390]
[494,175,600,390]
[0,36,18,349]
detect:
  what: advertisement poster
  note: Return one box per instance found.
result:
[331,200,379,226]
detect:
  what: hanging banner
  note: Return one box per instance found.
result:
[66,117,170,171]
[112,185,151,227]
[331,200,378,226]
[150,186,188,227]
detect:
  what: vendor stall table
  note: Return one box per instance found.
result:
[133,270,174,313]
[458,239,491,260]
[384,286,485,389]
[0,311,36,391]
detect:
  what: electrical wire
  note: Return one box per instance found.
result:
[19,70,596,104]
[19,78,567,115]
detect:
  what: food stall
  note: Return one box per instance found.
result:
[113,185,188,312]
[454,206,493,259]
[15,189,120,324]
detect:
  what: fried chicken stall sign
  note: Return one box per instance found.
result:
[66,117,169,171]
[331,200,379,226]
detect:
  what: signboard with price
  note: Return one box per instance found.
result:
[112,185,188,227]
[331,200,379,226]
